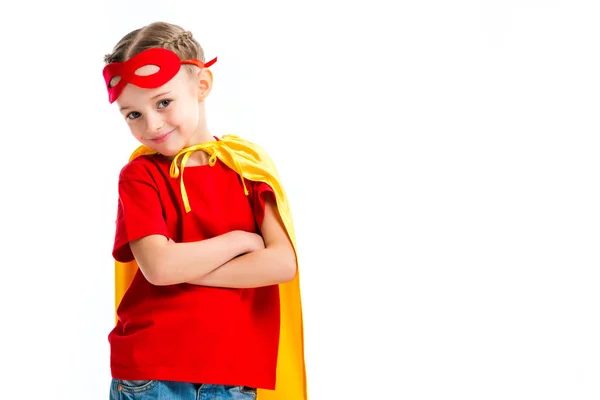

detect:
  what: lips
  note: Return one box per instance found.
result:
[150,129,174,144]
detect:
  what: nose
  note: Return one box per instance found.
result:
[146,111,165,134]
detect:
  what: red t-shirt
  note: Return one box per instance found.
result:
[109,151,280,389]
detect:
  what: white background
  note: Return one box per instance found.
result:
[1,0,599,399]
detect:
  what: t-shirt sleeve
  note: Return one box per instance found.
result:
[113,162,169,263]
[251,181,275,228]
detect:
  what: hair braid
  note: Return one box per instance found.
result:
[103,22,205,65]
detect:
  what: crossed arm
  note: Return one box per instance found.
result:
[129,195,297,288]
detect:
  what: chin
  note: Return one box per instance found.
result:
[156,145,185,157]
[142,139,184,157]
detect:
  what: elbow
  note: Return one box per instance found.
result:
[278,250,298,283]
[130,235,176,286]
[146,268,168,286]
[146,257,179,286]
[140,253,174,286]
[141,261,168,286]
[280,264,297,283]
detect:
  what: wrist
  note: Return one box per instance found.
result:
[229,230,253,254]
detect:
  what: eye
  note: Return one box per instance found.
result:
[158,99,172,109]
[126,111,142,120]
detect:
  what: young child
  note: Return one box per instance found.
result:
[103,21,307,400]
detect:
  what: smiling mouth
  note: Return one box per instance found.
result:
[150,130,174,143]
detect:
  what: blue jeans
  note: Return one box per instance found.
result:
[109,379,257,400]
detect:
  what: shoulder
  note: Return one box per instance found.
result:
[118,154,163,183]
[221,134,277,168]
[221,134,268,155]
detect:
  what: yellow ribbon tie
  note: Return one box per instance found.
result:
[169,141,249,213]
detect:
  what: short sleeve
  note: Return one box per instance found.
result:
[252,181,275,228]
[112,162,169,262]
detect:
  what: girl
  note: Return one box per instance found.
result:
[103,21,307,400]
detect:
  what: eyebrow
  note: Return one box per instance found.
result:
[152,91,172,100]
[119,91,172,112]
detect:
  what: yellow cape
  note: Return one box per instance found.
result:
[113,134,307,399]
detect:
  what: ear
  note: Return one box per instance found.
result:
[196,68,213,101]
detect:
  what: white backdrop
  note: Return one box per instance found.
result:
[1,0,599,399]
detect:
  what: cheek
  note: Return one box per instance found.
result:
[188,102,201,122]
[173,103,198,128]
[128,123,145,140]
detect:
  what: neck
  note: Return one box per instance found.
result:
[187,102,216,164]
[183,137,217,166]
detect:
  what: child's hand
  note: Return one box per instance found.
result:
[239,231,265,253]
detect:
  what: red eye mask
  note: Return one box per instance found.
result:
[102,47,217,103]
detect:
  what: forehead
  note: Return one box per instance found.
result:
[116,69,193,106]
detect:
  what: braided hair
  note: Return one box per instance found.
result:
[104,22,205,66]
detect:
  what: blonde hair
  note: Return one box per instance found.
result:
[104,21,205,67]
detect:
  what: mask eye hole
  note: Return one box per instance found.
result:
[109,76,121,88]
[134,64,160,76]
